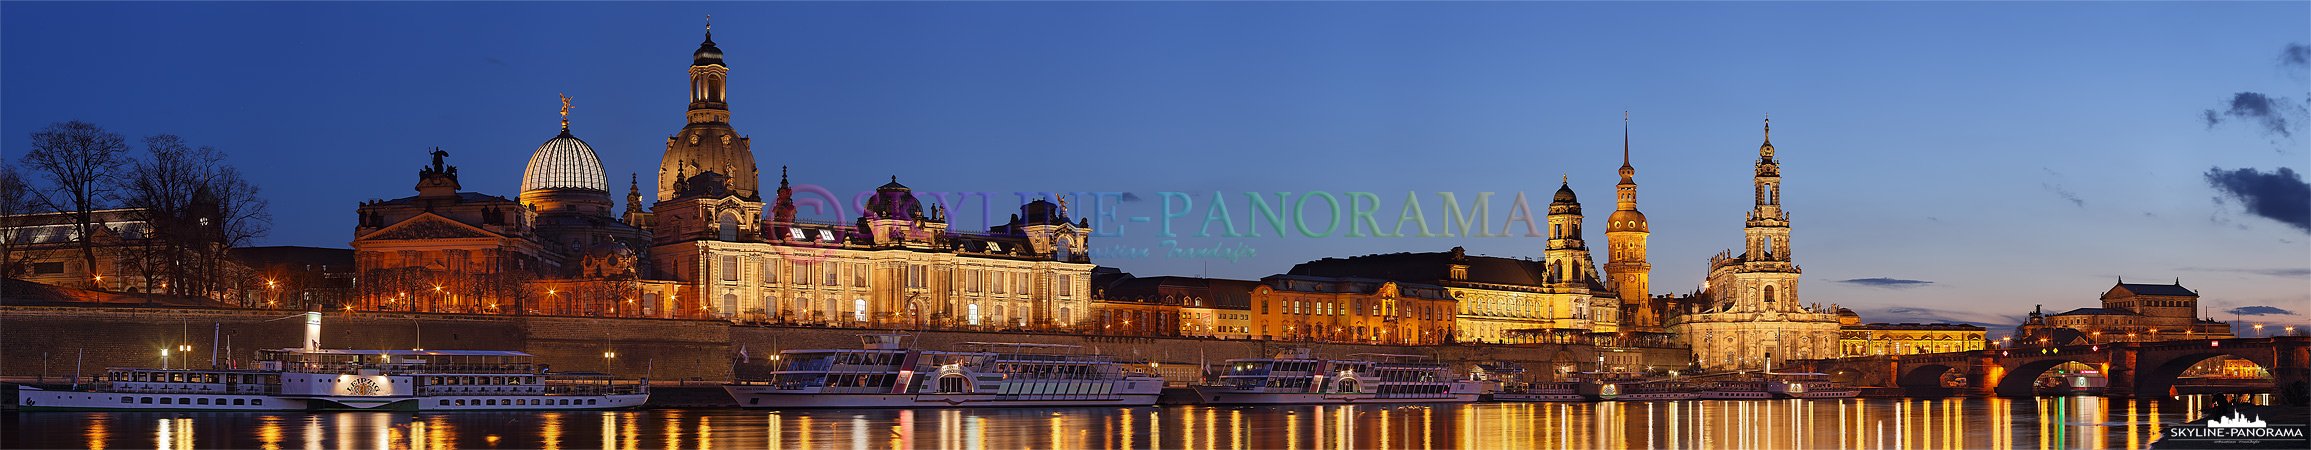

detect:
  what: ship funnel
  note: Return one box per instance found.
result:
[305,312,322,352]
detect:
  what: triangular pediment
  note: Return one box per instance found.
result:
[359,213,500,241]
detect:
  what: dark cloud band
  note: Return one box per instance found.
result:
[2205,166,2311,233]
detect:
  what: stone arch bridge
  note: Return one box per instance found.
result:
[1789,336,2306,398]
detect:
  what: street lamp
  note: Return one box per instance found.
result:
[602,351,618,372]
[2254,323,2264,338]
[161,348,170,370]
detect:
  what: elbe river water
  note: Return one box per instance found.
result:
[0,395,2264,449]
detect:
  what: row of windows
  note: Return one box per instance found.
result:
[438,398,595,407]
[1260,299,1448,321]
[122,396,259,406]
[713,257,1079,298]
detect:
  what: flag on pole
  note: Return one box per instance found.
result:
[740,344,749,363]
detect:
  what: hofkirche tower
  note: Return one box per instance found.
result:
[1604,114,1656,331]
[1668,117,1840,371]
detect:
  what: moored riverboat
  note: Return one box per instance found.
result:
[1192,349,1483,405]
[14,313,646,412]
[723,335,1163,408]
[1573,372,1699,401]
[1766,372,1860,399]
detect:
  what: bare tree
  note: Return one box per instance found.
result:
[0,165,47,279]
[19,121,130,289]
[118,134,271,299]
[202,166,269,300]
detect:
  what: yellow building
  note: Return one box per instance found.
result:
[1835,309,1987,356]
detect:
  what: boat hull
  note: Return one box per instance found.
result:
[1697,391,1774,400]
[1193,386,1478,405]
[1489,393,1585,402]
[725,385,1156,408]
[14,387,646,412]
[1775,390,1859,399]
[1593,392,1701,401]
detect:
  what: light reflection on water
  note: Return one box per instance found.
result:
[2,395,2264,449]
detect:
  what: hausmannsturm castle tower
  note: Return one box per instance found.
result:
[1603,116,1656,332]
[1668,118,1841,371]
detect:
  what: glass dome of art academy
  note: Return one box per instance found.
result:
[519,128,614,214]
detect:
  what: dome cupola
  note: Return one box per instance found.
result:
[521,94,615,215]
[522,131,608,193]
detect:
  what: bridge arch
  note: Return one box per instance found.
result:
[1994,357,2099,397]
[1828,367,1869,386]
[2133,351,2275,400]
[1898,364,1962,397]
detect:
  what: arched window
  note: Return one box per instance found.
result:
[853,299,867,322]
[722,293,737,316]
[1058,307,1070,325]
[717,213,739,241]
[1764,285,1776,303]
[968,303,981,325]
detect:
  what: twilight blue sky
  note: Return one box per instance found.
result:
[5,1,2306,334]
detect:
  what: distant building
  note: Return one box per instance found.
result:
[1668,119,1841,371]
[2012,281,2235,346]
[1834,308,1987,356]
[3,207,157,291]
[233,246,356,310]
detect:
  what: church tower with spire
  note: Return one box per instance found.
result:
[1604,113,1656,330]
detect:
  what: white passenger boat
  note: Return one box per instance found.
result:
[1765,372,1860,399]
[13,313,647,411]
[1573,372,1699,401]
[723,335,1163,408]
[1192,349,1483,405]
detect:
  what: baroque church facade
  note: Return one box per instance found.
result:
[352,27,1094,326]
[1667,119,1842,371]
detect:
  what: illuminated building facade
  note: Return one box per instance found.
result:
[1834,308,1988,356]
[1249,274,1458,345]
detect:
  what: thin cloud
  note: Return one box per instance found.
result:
[2178,266,2311,278]
[1838,277,1935,289]
[2225,306,2298,316]
[2282,43,2310,69]
[2205,166,2311,233]
[2202,92,2306,139]
[2041,183,2085,208]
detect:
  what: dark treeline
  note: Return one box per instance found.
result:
[7,120,271,300]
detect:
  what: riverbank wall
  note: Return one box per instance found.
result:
[0,306,1691,384]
